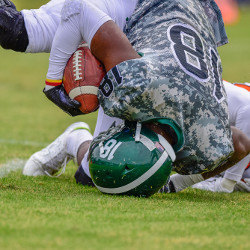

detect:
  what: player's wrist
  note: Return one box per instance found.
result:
[43,84,82,117]
[45,79,63,87]
[45,79,63,91]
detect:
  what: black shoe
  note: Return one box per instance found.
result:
[159,180,176,193]
[74,166,95,187]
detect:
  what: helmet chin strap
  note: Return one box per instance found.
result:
[135,122,142,142]
[158,134,176,162]
[135,122,176,161]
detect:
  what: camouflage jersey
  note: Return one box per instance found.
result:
[97,0,234,175]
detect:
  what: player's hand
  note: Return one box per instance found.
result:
[43,85,82,117]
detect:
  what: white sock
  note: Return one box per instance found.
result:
[66,129,93,159]
[221,178,236,192]
[170,173,204,192]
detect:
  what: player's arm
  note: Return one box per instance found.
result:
[43,1,110,116]
[44,1,139,115]
[90,20,140,72]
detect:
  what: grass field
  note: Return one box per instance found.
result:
[0,2,250,250]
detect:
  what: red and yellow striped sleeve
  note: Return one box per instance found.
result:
[45,79,63,86]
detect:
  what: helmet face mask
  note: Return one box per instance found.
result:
[89,122,175,197]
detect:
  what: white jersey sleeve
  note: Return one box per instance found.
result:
[46,0,112,81]
[22,0,65,53]
[21,0,137,54]
[46,0,138,81]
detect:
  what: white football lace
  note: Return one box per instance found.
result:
[44,157,68,178]
[135,122,142,142]
[73,50,83,81]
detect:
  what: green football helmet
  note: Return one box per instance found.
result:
[89,122,176,197]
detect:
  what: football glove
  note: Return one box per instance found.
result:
[43,85,82,117]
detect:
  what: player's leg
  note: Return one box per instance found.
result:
[223,81,250,177]
[192,81,250,192]
[75,107,123,184]
[192,155,250,193]
[23,122,92,176]
[161,126,250,193]
[23,107,122,179]
[0,0,28,52]
[223,97,250,183]
[234,165,250,192]
[46,1,140,83]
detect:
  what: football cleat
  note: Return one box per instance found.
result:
[159,179,176,193]
[23,122,90,177]
[192,177,234,193]
[74,165,95,187]
[234,178,250,192]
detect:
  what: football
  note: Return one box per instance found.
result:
[63,44,106,114]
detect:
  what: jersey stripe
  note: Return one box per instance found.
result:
[233,83,250,92]
[69,86,98,99]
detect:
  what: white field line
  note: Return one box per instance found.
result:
[0,138,48,147]
[0,139,48,178]
[0,158,27,178]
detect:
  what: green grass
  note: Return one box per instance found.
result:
[0,172,249,250]
[219,7,250,82]
[0,3,250,250]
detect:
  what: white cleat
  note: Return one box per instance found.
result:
[192,177,234,193]
[234,178,250,192]
[23,122,90,177]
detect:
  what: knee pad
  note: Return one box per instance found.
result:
[0,3,28,52]
[0,0,16,9]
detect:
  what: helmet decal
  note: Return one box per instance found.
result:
[99,139,122,160]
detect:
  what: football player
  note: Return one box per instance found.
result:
[1,0,248,195]
[22,0,249,196]
[190,81,250,193]
[22,81,250,194]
